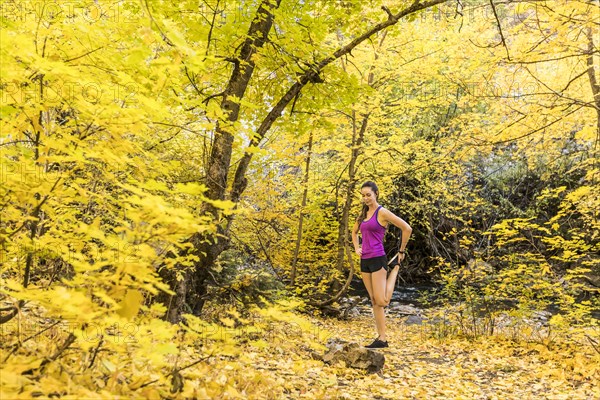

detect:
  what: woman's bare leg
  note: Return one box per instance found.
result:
[370,267,388,340]
[361,272,374,304]
[363,265,400,342]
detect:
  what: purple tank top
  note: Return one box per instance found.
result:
[360,206,386,259]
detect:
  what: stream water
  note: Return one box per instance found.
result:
[348,278,437,307]
[348,278,600,319]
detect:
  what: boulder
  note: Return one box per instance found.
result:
[320,339,385,373]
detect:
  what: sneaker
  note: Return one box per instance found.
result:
[365,338,388,349]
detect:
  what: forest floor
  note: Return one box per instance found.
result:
[230,311,600,400]
[2,302,599,399]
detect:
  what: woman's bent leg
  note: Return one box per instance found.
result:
[385,264,400,303]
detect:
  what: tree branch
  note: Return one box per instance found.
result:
[490,106,583,145]
[489,0,511,61]
[229,0,450,203]
[143,0,175,46]
[22,332,76,375]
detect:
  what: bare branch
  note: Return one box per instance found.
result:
[489,0,511,61]
[64,46,104,63]
[490,106,584,145]
[144,0,175,46]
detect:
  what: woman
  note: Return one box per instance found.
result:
[352,181,412,349]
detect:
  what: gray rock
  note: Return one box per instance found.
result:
[321,339,385,373]
[389,304,420,315]
[405,315,425,325]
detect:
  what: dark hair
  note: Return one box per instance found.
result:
[357,181,379,224]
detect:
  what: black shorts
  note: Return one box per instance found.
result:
[360,255,388,273]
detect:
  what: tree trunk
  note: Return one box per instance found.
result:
[331,30,384,291]
[330,112,369,295]
[291,130,313,286]
[162,0,281,322]
[585,27,600,146]
[337,113,369,268]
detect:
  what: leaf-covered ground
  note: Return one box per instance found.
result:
[240,313,600,399]
[2,305,598,399]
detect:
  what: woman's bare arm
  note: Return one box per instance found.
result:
[380,208,412,257]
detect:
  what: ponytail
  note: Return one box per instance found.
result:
[357,204,369,225]
[356,181,379,224]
